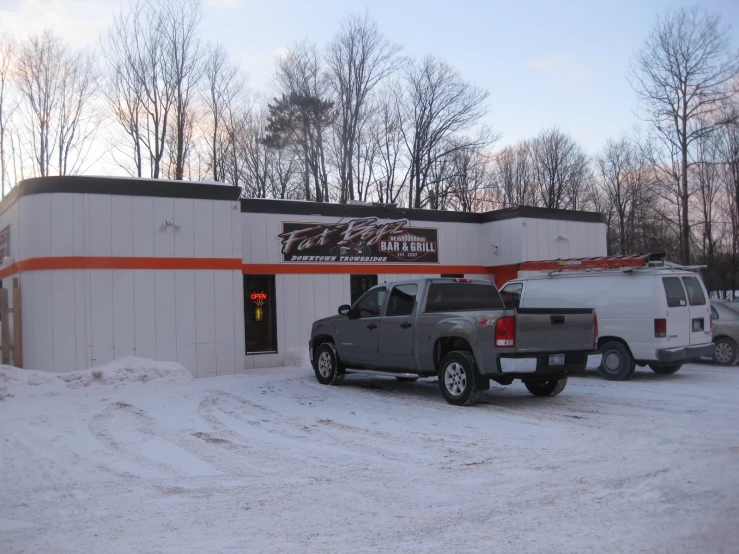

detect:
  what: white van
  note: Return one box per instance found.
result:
[499,267,714,380]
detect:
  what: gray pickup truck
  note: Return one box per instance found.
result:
[309,278,602,406]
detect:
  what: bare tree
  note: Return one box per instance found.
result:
[529,127,590,210]
[103,0,175,178]
[372,94,408,204]
[326,11,400,202]
[201,42,244,183]
[0,33,15,195]
[494,143,536,208]
[14,30,62,177]
[446,146,496,213]
[14,29,98,177]
[691,129,724,290]
[595,135,655,254]
[56,50,98,176]
[400,55,491,208]
[629,6,739,264]
[266,42,335,202]
[716,102,739,296]
[163,0,203,180]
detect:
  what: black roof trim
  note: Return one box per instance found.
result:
[240,198,606,224]
[480,205,606,224]
[0,176,241,216]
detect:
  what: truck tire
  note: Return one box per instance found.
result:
[523,376,568,397]
[648,363,683,375]
[313,343,345,386]
[597,341,634,381]
[438,351,483,406]
[713,337,738,366]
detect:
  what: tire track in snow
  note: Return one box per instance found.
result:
[89,401,269,479]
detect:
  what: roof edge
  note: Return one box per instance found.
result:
[0,176,242,216]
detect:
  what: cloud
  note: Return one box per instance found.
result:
[0,0,114,48]
[525,53,591,97]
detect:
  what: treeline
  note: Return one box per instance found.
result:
[0,3,737,294]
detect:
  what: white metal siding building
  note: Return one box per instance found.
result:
[0,176,607,376]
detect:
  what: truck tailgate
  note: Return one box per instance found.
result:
[515,308,595,353]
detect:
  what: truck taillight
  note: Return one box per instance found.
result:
[495,316,516,347]
[594,313,599,346]
[654,318,667,338]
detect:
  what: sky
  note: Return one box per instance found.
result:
[0,0,738,167]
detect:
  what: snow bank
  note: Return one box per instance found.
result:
[283,348,311,368]
[0,357,192,399]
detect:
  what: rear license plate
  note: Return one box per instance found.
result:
[549,354,565,365]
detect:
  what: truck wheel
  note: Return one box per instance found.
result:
[648,363,683,375]
[313,343,345,386]
[713,338,738,366]
[438,351,483,406]
[523,376,568,397]
[597,341,634,381]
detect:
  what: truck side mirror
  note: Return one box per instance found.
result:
[338,304,352,316]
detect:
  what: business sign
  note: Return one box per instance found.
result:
[279,217,439,263]
[0,225,9,259]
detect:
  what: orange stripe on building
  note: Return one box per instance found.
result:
[0,256,243,278]
[0,257,506,281]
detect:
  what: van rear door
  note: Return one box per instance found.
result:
[661,276,690,347]
[681,275,712,345]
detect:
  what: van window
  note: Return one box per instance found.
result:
[662,277,687,308]
[500,282,523,308]
[682,277,706,306]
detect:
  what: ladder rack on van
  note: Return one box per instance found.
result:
[516,252,705,276]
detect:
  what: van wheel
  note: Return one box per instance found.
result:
[713,338,738,366]
[648,363,682,375]
[597,341,634,381]
[524,376,568,397]
[438,351,483,406]
[313,343,345,386]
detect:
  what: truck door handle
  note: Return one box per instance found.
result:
[366,323,377,330]
[400,322,412,329]
[550,315,565,325]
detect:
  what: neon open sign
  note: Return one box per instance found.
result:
[250,292,267,306]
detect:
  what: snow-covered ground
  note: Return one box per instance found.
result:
[2,357,739,554]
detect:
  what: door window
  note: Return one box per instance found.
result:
[711,306,719,320]
[662,277,687,308]
[244,275,277,353]
[682,277,706,306]
[354,287,386,318]
[500,282,523,307]
[386,284,418,317]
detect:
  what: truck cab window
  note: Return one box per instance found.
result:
[386,284,418,317]
[355,287,386,318]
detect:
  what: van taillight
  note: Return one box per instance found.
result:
[495,316,516,347]
[654,318,667,338]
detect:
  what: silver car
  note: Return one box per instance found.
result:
[710,300,739,366]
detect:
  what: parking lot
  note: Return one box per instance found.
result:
[2,360,739,554]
